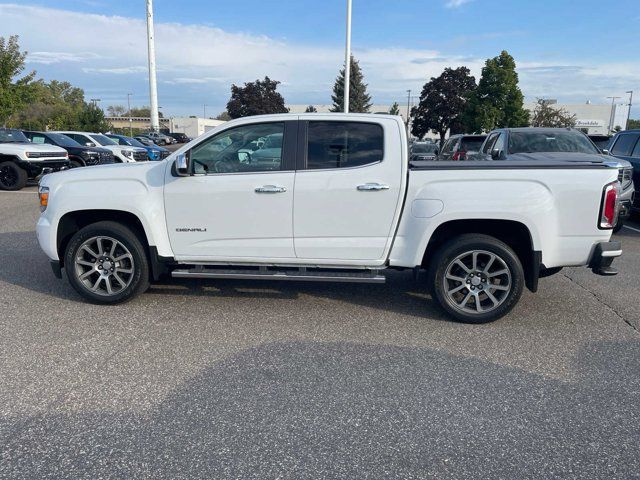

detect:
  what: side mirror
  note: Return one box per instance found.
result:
[491,148,503,160]
[175,153,190,176]
[601,148,609,155]
[85,142,95,147]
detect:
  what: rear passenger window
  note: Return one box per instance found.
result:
[611,134,639,156]
[632,140,640,158]
[306,122,383,169]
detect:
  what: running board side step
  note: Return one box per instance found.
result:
[171,266,386,284]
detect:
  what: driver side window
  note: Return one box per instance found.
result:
[190,122,285,175]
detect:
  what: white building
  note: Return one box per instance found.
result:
[168,117,226,139]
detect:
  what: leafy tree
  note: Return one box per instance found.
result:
[330,56,372,113]
[215,111,231,121]
[463,50,529,132]
[125,105,163,118]
[614,125,622,132]
[226,76,289,119]
[530,99,576,128]
[411,67,476,143]
[388,102,401,116]
[627,119,640,130]
[77,103,111,132]
[0,35,36,126]
[305,105,318,113]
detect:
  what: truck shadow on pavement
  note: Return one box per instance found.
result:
[0,231,449,321]
[0,339,638,479]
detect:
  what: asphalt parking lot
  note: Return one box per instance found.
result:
[1,188,639,479]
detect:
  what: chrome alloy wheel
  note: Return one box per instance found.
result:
[442,250,512,314]
[73,236,135,296]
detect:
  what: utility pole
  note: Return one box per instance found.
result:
[146,0,160,132]
[406,89,411,137]
[607,96,621,133]
[343,0,352,113]
[625,91,633,131]
[203,104,207,119]
[90,98,101,108]
[127,93,133,137]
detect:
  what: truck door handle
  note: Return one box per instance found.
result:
[357,183,390,191]
[255,185,287,194]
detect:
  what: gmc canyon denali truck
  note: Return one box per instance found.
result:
[36,114,622,323]
[0,128,69,191]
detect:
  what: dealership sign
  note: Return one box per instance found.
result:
[575,119,605,127]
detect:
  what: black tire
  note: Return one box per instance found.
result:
[427,234,524,324]
[0,161,28,191]
[64,221,150,304]
[69,159,83,169]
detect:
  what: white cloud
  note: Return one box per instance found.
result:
[445,0,473,8]
[0,3,636,115]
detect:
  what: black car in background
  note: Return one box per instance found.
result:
[588,134,612,152]
[23,130,115,167]
[438,134,486,161]
[607,129,640,212]
[167,132,191,143]
[410,141,439,161]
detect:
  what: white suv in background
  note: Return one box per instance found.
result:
[55,131,147,163]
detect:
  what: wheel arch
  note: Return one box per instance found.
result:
[421,219,541,292]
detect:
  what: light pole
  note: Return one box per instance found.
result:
[90,98,101,108]
[203,104,207,119]
[146,0,160,132]
[625,91,633,131]
[343,0,352,113]
[127,93,133,136]
[607,96,621,133]
[406,90,411,137]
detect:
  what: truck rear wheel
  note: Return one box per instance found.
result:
[428,234,524,323]
[0,161,28,191]
[64,221,150,304]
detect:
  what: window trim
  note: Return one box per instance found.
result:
[299,120,385,171]
[184,120,296,176]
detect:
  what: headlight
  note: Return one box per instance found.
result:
[38,186,49,212]
[121,149,134,159]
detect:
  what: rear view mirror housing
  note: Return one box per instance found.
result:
[175,153,190,176]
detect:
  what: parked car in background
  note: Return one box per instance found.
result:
[23,131,115,168]
[167,132,191,143]
[37,113,622,323]
[106,134,170,161]
[607,129,640,213]
[438,134,486,161]
[134,136,159,147]
[55,131,147,163]
[0,128,69,190]
[410,141,439,161]
[142,131,175,146]
[588,134,612,153]
[478,127,634,231]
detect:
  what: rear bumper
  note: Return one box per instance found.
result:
[589,241,622,276]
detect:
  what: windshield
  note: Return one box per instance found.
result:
[125,137,147,148]
[509,131,599,154]
[92,134,117,146]
[460,138,485,151]
[47,132,81,147]
[412,143,437,153]
[0,128,29,143]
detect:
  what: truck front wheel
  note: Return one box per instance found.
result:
[428,234,524,324]
[0,161,28,191]
[64,221,150,304]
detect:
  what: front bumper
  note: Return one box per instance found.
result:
[589,241,622,276]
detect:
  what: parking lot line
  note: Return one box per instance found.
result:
[623,224,640,234]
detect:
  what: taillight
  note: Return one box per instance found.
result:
[599,181,620,229]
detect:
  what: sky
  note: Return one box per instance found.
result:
[1,0,638,118]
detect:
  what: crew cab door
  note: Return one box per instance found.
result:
[164,121,297,260]
[293,119,405,262]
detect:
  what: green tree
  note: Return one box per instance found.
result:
[627,119,640,130]
[107,105,127,117]
[77,103,111,132]
[305,105,318,113]
[411,67,477,143]
[530,99,576,128]
[463,51,529,132]
[0,35,36,126]
[330,56,372,113]
[226,76,289,119]
[388,102,400,115]
[215,111,231,121]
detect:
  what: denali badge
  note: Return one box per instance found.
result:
[176,228,207,233]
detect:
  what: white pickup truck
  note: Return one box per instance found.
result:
[36,114,622,323]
